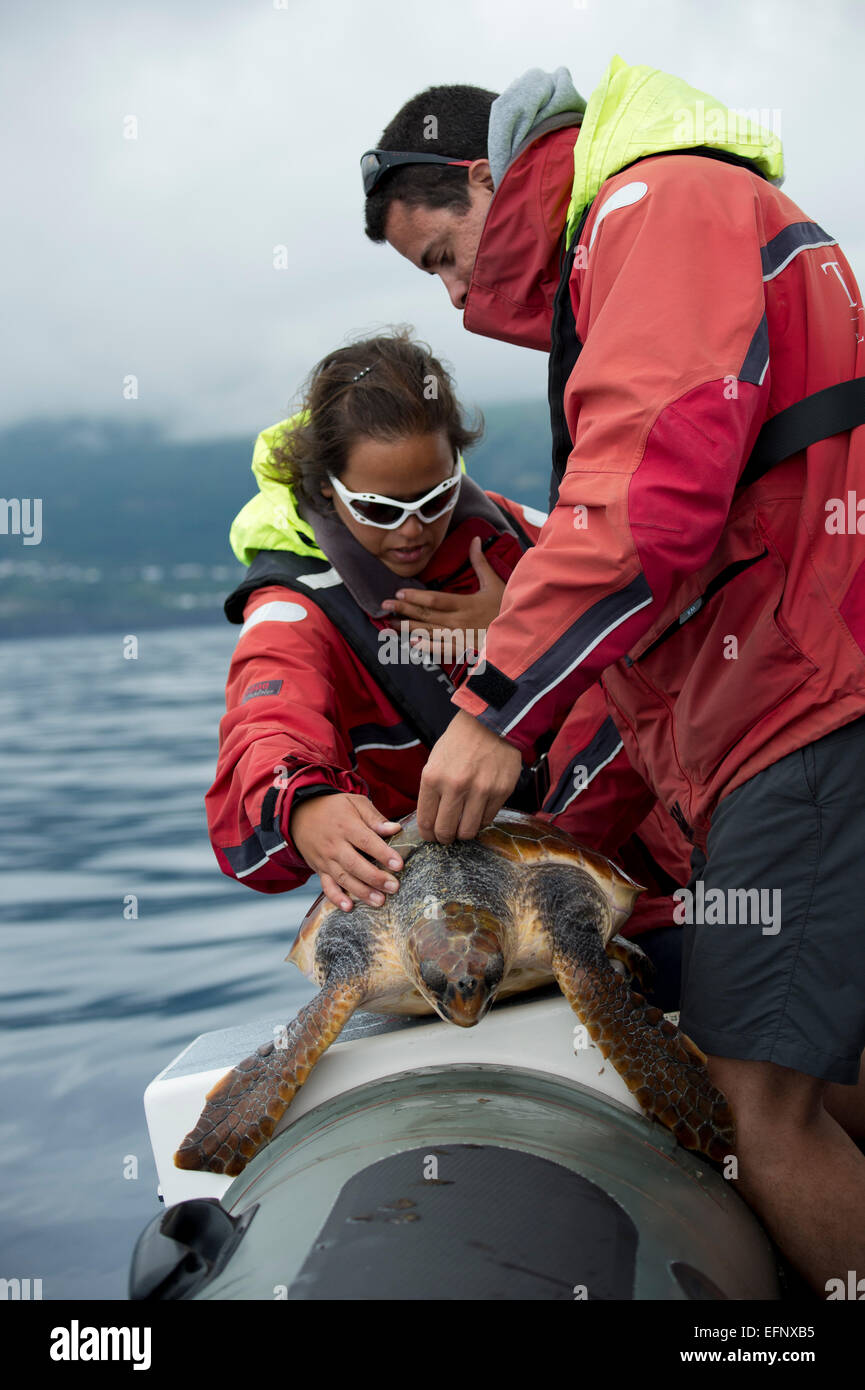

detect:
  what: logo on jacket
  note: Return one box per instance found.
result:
[242,679,284,703]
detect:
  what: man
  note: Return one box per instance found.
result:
[361,57,865,1293]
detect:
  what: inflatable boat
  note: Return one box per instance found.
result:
[129,982,782,1300]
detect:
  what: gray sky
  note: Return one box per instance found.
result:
[3,0,863,439]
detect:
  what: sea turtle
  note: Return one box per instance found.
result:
[175,809,734,1176]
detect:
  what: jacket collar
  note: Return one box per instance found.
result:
[565,55,783,244]
[464,56,785,352]
[463,122,580,352]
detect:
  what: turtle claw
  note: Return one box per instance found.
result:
[606,934,656,994]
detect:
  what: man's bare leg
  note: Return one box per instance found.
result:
[824,1054,865,1139]
[708,1054,865,1296]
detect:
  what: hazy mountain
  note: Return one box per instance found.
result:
[0,402,553,638]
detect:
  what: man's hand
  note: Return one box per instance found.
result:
[290,793,403,911]
[417,708,523,843]
[381,535,506,642]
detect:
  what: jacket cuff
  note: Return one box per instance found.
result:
[291,783,342,806]
[275,762,369,864]
[450,686,537,756]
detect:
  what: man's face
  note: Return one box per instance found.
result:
[383,162,495,310]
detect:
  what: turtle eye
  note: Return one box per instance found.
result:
[484,953,504,989]
[420,961,448,995]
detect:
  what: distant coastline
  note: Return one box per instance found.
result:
[0,403,551,640]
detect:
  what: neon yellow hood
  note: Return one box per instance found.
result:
[566,55,784,245]
[229,413,468,567]
[229,416,325,566]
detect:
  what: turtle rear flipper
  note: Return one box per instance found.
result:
[174,979,363,1177]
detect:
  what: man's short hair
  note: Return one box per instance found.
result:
[364,84,498,243]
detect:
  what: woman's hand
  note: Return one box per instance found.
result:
[380,536,506,656]
[290,793,404,912]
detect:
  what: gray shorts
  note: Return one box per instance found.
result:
[679,716,865,1085]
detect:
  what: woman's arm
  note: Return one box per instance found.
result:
[204,585,403,902]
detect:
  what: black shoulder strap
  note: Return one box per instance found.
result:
[547,149,760,508]
[224,549,328,623]
[225,550,458,751]
[738,377,865,489]
[547,214,590,509]
[489,498,537,551]
[548,147,865,504]
[481,501,555,807]
[224,542,551,811]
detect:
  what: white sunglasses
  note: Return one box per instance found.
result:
[327,458,462,529]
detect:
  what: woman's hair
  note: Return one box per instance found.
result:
[272,327,484,514]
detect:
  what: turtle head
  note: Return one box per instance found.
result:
[407,903,506,1027]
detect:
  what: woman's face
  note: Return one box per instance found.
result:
[320,430,458,577]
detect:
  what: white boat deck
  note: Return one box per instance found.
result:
[146,989,646,1208]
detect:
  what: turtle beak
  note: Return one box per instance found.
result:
[442,982,488,1027]
[419,969,495,1027]
[438,952,504,1027]
[412,915,505,1026]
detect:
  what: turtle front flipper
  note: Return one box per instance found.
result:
[554,938,735,1163]
[174,980,363,1177]
[532,867,735,1164]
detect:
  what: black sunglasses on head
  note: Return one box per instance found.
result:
[361,149,474,197]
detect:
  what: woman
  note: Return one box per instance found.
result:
[205,330,688,998]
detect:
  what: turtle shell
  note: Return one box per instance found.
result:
[286,810,644,980]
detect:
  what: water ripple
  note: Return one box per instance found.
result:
[0,625,318,1297]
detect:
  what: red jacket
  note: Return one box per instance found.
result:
[456,126,865,848]
[205,489,690,929]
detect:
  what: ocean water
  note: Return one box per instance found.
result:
[0,625,319,1299]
